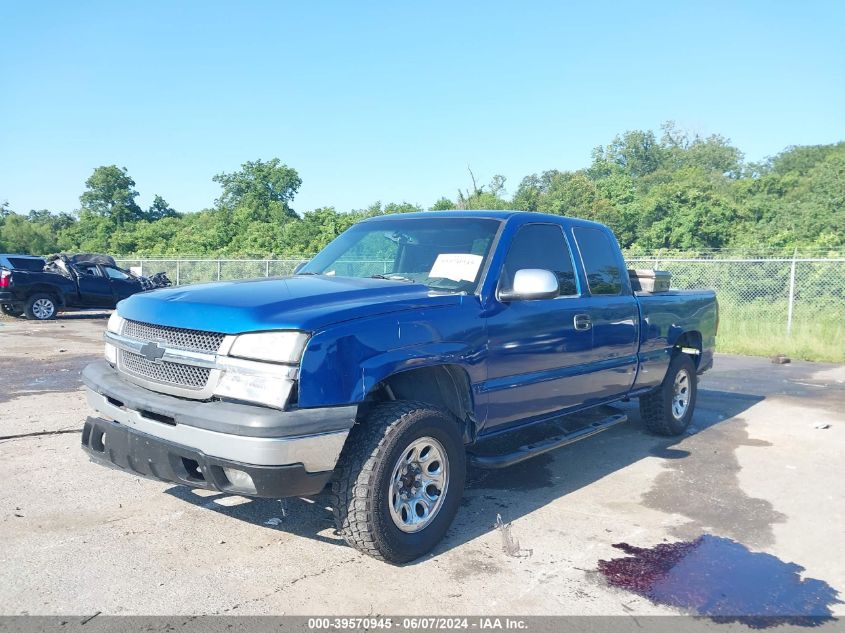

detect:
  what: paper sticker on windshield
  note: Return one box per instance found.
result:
[429,253,483,282]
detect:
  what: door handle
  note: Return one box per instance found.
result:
[574,314,592,331]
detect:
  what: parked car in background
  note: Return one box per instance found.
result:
[0,253,170,320]
[81,211,718,563]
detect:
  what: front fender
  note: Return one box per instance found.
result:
[296,304,486,408]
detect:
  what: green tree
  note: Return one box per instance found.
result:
[57,211,114,252]
[280,207,355,256]
[632,168,739,250]
[0,213,58,254]
[430,197,456,210]
[27,209,76,234]
[80,165,144,226]
[456,173,511,210]
[591,129,665,179]
[146,195,178,221]
[660,121,743,176]
[213,159,301,222]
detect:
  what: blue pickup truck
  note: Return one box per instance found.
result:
[81,211,717,563]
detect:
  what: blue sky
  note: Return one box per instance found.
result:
[1,1,843,215]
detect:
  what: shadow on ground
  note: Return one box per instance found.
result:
[166,383,768,562]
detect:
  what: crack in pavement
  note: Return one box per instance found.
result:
[215,556,360,614]
[0,428,81,441]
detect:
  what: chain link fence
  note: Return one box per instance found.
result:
[625,256,845,361]
[115,258,308,286]
[116,255,845,361]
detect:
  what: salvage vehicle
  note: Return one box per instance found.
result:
[81,211,718,563]
[0,253,169,320]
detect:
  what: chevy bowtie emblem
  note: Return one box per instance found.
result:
[139,341,166,363]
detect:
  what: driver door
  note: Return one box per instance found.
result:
[102,266,143,303]
[76,265,114,307]
[483,223,596,431]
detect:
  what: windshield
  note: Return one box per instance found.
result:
[300,217,501,293]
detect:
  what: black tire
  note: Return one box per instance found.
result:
[1,304,23,318]
[24,293,58,320]
[639,353,697,436]
[330,400,466,564]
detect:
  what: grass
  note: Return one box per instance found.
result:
[716,304,845,363]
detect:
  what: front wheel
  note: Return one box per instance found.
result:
[639,353,698,436]
[24,294,58,320]
[330,401,466,564]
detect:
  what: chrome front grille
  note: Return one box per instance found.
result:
[122,320,225,353]
[118,350,211,390]
[115,320,225,396]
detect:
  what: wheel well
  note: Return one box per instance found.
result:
[363,365,476,442]
[29,288,63,306]
[673,331,703,367]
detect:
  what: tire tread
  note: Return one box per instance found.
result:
[639,354,696,436]
[329,400,459,562]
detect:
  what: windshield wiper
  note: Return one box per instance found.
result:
[370,274,415,283]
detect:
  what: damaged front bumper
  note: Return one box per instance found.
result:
[81,360,356,497]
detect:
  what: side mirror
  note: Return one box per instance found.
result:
[293,261,307,274]
[498,269,560,302]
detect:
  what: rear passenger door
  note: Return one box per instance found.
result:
[571,226,639,400]
[484,223,596,430]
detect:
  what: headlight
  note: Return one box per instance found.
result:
[215,359,295,409]
[105,312,125,364]
[105,343,117,365]
[229,331,309,364]
[107,312,125,333]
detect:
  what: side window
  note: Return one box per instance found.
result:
[500,224,577,295]
[573,227,623,295]
[104,267,130,280]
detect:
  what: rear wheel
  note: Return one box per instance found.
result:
[24,294,58,320]
[330,401,466,564]
[639,353,697,436]
[1,304,23,318]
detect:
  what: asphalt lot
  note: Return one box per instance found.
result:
[0,310,843,618]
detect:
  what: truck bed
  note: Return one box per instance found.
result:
[634,287,718,390]
[634,288,716,299]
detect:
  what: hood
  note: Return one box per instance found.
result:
[117,275,461,334]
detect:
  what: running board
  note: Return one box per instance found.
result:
[467,413,628,469]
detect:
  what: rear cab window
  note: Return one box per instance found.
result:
[7,257,45,272]
[573,227,624,295]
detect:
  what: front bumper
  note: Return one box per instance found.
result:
[82,360,357,498]
[82,417,333,497]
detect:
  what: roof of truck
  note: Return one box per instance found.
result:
[360,210,610,229]
[360,210,517,221]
